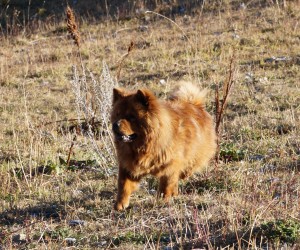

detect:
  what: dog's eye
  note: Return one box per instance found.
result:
[126,115,136,121]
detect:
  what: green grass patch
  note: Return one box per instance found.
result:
[219,143,246,162]
[259,219,300,244]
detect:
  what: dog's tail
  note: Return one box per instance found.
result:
[170,81,208,107]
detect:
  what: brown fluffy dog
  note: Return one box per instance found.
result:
[111,82,216,210]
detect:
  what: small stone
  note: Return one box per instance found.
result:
[232,33,240,39]
[249,155,265,161]
[12,233,27,243]
[276,124,293,135]
[159,79,166,85]
[245,72,255,84]
[138,25,148,32]
[65,237,76,245]
[259,77,268,84]
[69,220,85,226]
[240,3,246,10]
[260,164,276,173]
[100,240,107,246]
[149,189,156,195]
[267,177,281,183]
[183,15,191,24]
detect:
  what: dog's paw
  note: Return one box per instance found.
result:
[114,200,129,211]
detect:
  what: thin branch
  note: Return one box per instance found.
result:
[67,135,77,166]
[116,40,135,81]
[215,52,236,165]
[145,10,191,45]
[215,54,236,135]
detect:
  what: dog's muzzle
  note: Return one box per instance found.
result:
[112,121,137,142]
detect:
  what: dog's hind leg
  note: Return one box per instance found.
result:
[158,173,179,201]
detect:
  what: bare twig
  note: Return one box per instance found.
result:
[116,40,135,81]
[145,10,191,45]
[66,135,77,166]
[36,118,85,128]
[215,53,236,164]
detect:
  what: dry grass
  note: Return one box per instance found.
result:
[0,1,300,249]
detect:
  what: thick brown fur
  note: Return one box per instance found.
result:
[111,81,217,210]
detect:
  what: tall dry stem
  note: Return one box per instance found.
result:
[215,53,236,165]
[116,40,135,81]
[66,5,80,48]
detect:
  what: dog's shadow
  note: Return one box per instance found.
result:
[0,201,66,226]
[0,189,115,226]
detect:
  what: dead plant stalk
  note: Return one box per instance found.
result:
[215,54,236,164]
[66,5,80,49]
[116,41,135,81]
[67,135,77,166]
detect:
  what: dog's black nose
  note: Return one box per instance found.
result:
[113,121,120,133]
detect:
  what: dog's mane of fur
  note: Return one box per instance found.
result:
[113,82,215,178]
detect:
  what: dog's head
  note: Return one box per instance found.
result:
[111,88,157,143]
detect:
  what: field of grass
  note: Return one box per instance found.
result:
[0,1,299,249]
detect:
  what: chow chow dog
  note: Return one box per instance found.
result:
[111,82,216,210]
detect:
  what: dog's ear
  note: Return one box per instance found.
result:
[113,88,124,104]
[136,89,155,108]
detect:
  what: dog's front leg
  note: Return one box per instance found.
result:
[115,167,140,211]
